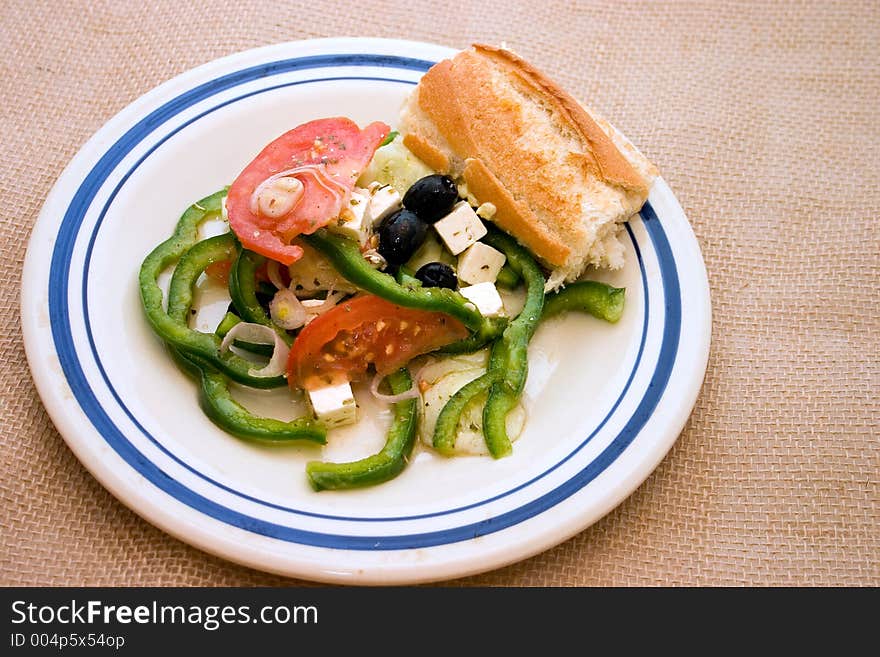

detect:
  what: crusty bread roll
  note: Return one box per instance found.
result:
[399,44,657,287]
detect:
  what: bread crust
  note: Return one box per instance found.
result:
[402,44,652,273]
[402,133,449,173]
[473,44,648,196]
[462,158,571,265]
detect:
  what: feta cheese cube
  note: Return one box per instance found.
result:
[366,183,402,226]
[328,189,371,245]
[307,381,358,428]
[457,242,506,285]
[459,282,505,318]
[433,202,487,255]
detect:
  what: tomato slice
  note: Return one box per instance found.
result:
[226,118,389,265]
[204,259,232,285]
[287,295,469,390]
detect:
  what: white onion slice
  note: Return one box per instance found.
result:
[267,259,287,290]
[412,358,436,391]
[370,371,420,403]
[220,322,289,378]
[269,288,308,330]
[303,290,344,317]
[249,165,349,221]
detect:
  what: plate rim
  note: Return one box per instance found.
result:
[21,37,711,583]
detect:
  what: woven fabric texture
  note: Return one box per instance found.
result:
[1,0,877,586]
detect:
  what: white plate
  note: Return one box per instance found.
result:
[21,38,710,584]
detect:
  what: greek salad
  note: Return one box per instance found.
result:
[139,117,625,491]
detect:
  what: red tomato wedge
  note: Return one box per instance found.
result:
[226,118,389,265]
[287,295,469,390]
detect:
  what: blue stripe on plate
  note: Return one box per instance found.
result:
[48,53,681,549]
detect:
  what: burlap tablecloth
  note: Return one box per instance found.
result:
[1,0,877,586]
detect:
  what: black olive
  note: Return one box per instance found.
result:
[402,174,459,223]
[415,262,458,289]
[377,209,428,265]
